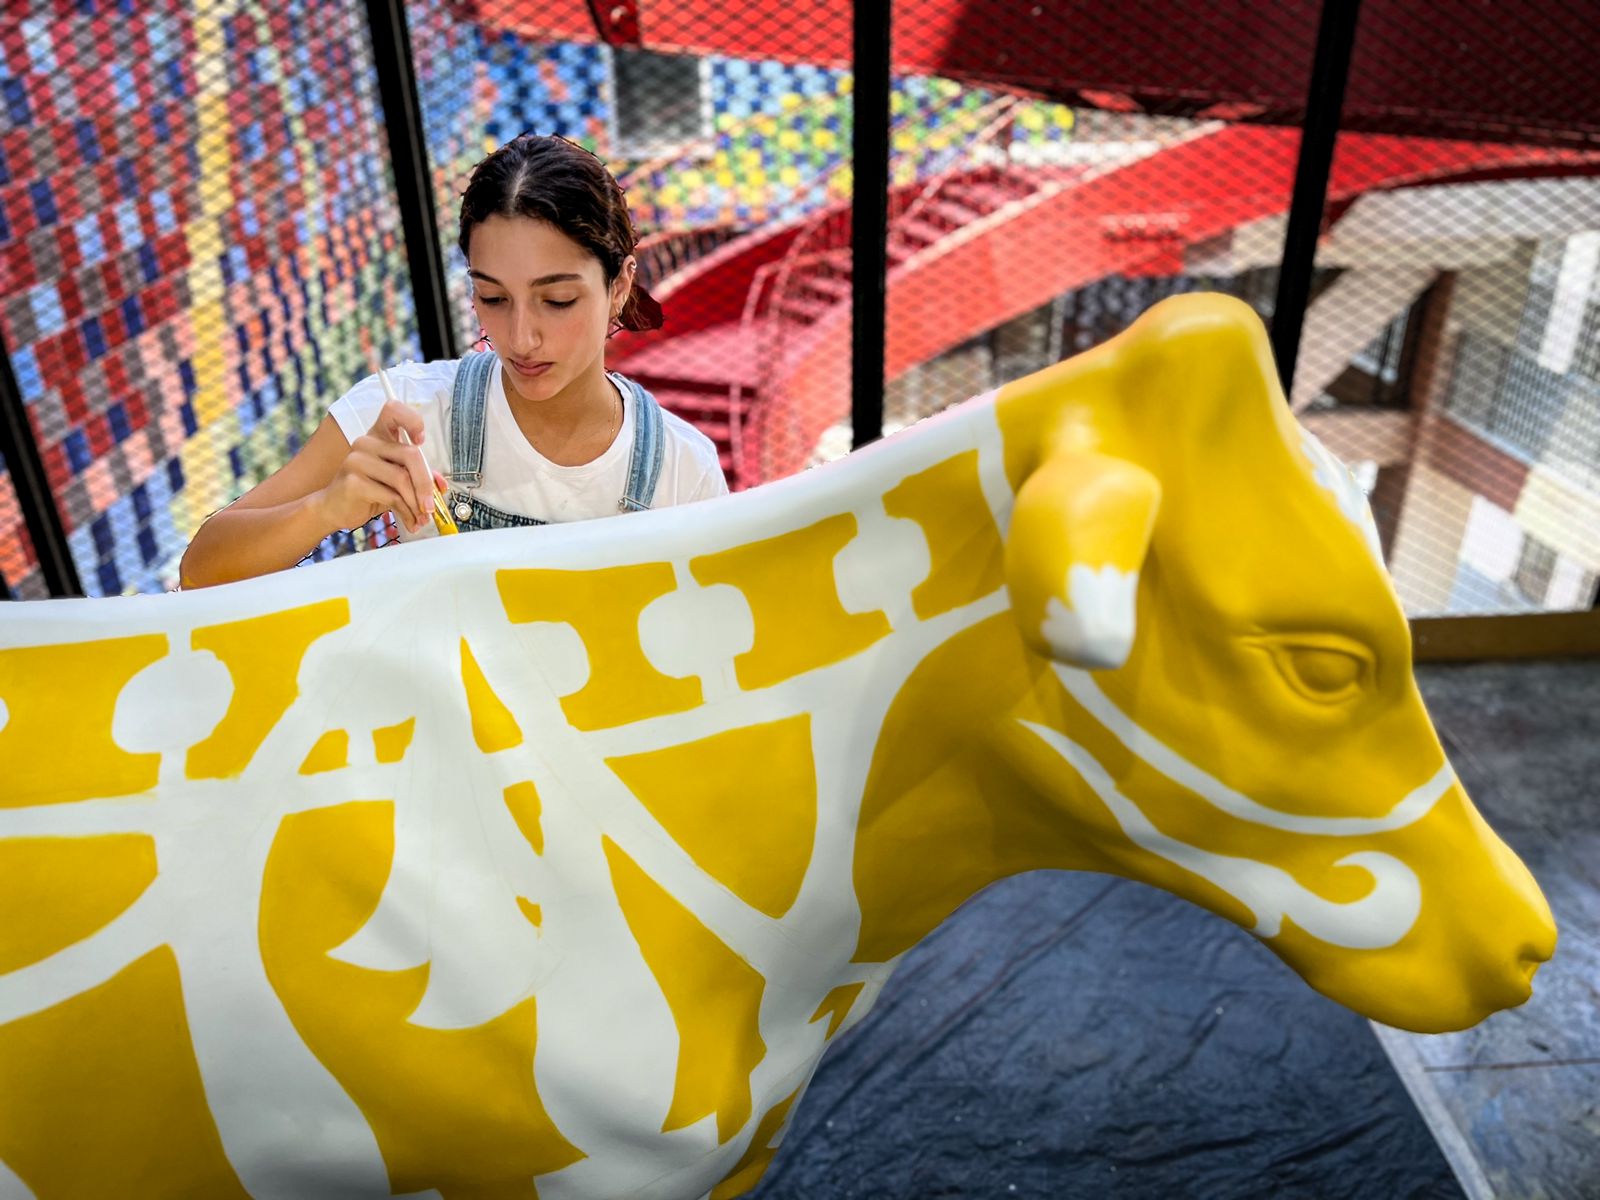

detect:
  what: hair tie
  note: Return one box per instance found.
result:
[622,285,665,333]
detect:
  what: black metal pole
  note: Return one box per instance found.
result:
[0,340,80,597]
[1270,0,1363,397]
[367,0,457,362]
[851,0,891,449]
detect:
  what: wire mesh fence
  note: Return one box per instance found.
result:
[1298,4,1600,616]
[0,2,419,599]
[0,0,1595,618]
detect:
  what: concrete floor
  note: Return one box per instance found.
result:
[1376,657,1600,1200]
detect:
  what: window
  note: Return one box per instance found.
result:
[1512,535,1558,605]
[609,49,710,159]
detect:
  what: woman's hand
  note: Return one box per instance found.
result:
[313,400,449,534]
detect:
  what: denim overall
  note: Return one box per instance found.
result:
[444,352,665,531]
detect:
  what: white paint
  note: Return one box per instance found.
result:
[1020,721,1424,948]
[0,1153,37,1200]
[1301,429,1386,564]
[111,648,233,757]
[1050,665,1458,837]
[1039,564,1138,669]
[0,695,7,736]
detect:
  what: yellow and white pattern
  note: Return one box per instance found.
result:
[0,296,1555,1199]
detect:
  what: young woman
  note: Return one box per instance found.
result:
[180,134,728,588]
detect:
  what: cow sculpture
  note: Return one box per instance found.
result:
[0,295,1555,1199]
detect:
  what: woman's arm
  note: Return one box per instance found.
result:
[179,401,445,589]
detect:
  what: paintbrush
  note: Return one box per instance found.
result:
[369,353,459,536]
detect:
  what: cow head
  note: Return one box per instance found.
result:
[853,294,1554,1035]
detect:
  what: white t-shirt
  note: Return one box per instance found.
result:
[328,358,728,540]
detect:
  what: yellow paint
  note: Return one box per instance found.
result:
[1004,451,1159,660]
[0,634,166,807]
[372,717,416,763]
[808,982,865,1040]
[298,729,349,775]
[504,781,544,855]
[603,838,767,1144]
[690,514,890,691]
[187,599,350,780]
[517,898,542,928]
[460,638,524,752]
[607,717,816,919]
[881,450,1007,620]
[708,1085,803,1200]
[498,563,702,730]
[0,835,157,974]
[259,802,583,1194]
[848,295,1557,1033]
[0,946,251,1197]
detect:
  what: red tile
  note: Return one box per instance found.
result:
[60,380,88,424]
[101,306,126,351]
[57,273,84,322]
[41,442,69,493]
[86,414,112,459]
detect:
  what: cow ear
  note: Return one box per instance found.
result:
[1005,450,1161,670]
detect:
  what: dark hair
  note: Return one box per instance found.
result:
[457,134,663,333]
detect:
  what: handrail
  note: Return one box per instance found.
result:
[750,94,1025,476]
[632,222,744,293]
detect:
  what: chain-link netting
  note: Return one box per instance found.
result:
[408,1,859,493]
[0,455,40,597]
[1298,5,1600,616]
[0,3,419,596]
[2,2,1596,617]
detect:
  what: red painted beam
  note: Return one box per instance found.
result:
[469,0,1599,146]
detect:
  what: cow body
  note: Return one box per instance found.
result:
[0,296,1554,1199]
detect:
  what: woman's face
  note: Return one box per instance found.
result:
[467,214,633,407]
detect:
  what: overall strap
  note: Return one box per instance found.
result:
[617,374,666,512]
[448,351,497,488]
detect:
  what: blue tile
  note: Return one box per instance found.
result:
[164,58,186,99]
[11,346,39,398]
[65,429,91,473]
[107,401,131,442]
[74,213,105,261]
[29,180,57,227]
[151,190,175,235]
[131,482,151,520]
[137,526,158,565]
[90,513,114,556]
[82,316,107,360]
[2,79,31,126]
[116,160,139,200]
[180,402,197,436]
[30,284,64,337]
[97,561,122,596]
[228,445,244,478]
[166,457,184,493]
[76,119,101,164]
[152,104,171,143]
[138,241,160,283]
[120,295,144,338]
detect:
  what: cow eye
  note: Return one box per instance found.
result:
[1272,642,1370,703]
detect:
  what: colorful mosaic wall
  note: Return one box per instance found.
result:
[410,13,1077,257]
[0,1,418,596]
[0,459,40,598]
